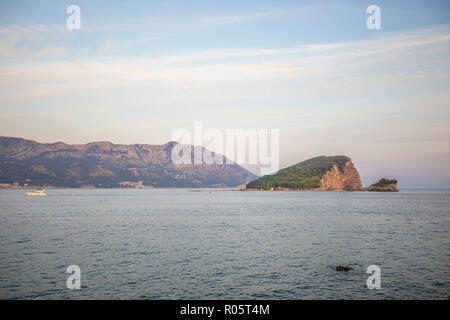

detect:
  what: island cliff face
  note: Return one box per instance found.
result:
[246,155,363,191]
[319,160,363,191]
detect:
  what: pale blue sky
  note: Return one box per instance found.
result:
[0,1,449,187]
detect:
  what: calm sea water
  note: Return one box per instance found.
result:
[0,189,449,300]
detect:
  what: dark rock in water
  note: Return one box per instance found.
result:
[336,266,353,271]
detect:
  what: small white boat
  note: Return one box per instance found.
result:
[26,189,47,196]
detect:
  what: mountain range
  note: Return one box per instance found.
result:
[0,136,257,188]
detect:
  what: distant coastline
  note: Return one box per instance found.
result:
[0,137,397,191]
[0,136,256,189]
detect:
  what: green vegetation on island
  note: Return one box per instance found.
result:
[246,155,351,190]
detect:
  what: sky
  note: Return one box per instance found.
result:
[0,0,449,187]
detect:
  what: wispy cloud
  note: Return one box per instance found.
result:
[98,35,112,56]
[200,10,276,26]
[1,24,448,101]
[0,24,70,60]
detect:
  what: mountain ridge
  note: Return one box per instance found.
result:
[0,136,257,188]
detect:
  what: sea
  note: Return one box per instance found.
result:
[0,189,449,299]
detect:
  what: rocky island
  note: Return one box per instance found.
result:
[246,155,398,192]
[246,156,363,191]
[364,178,399,192]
